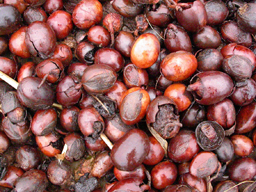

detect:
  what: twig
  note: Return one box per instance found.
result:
[52,103,63,110]
[147,125,168,156]
[90,94,110,114]
[0,71,18,89]
[56,144,68,163]
[145,17,165,40]
[223,181,254,192]
[100,133,113,149]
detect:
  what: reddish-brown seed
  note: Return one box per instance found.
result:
[164,83,192,112]
[9,26,30,58]
[72,0,102,29]
[151,161,177,190]
[190,151,218,178]
[161,51,197,82]
[143,136,165,165]
[120,87,150,125]
[110,128,150,171]
[131,33,160,69]
[231,135,253,157]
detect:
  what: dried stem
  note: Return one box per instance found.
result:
[206,176,213,192]
[155,74,162,90]
[145,17,165,40]
[223,181,254,192]
[52,103,63,110]
[181,100,195,123]
[0,71,18,89]
[56,143,68,163]
[147,125,168,156]
[90,94,110,115]
[252,34,256,41]
[100,133,113,149]
[210,161,222,182]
